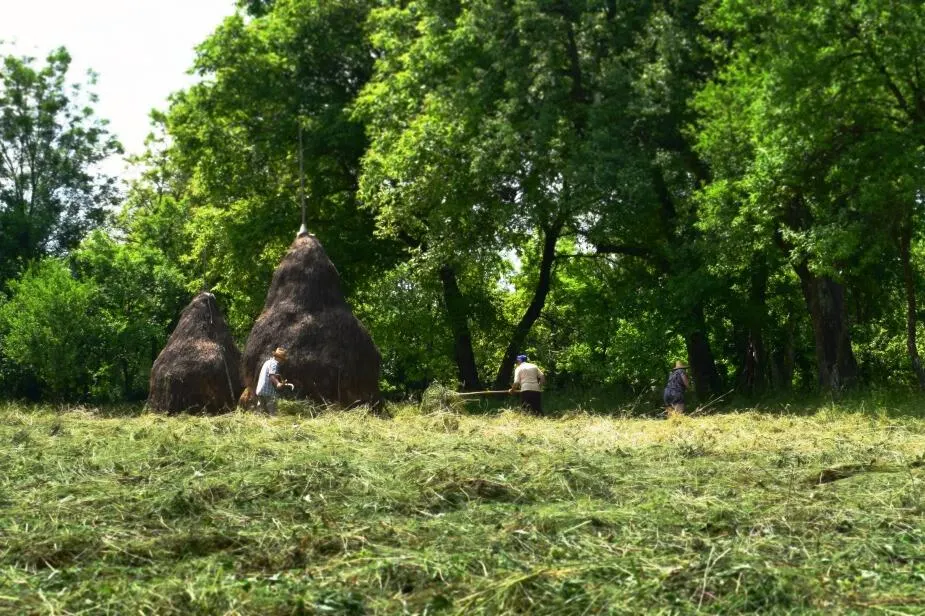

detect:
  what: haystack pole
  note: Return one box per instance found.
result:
[241,120,381,408]
[148,291,242,414]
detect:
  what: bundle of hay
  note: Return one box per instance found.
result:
[242,233,381,407]
[148,292,242,414]
[419,382,466,415]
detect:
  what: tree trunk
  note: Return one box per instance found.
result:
[794,261,858,390]
[122,358,133,400]
[899,215,925,389]
[685,303,723,402]
[738,329,766,394]
[438,264,482,391]
[493,222,562,389]
[651,161,723,400]
[769,318,796,390]
[737,261,769,394]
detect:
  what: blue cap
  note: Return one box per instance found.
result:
[516,354,528,362]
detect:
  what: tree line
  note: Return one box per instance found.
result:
[1,0,924,403]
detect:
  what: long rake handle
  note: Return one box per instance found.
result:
[455,390,514,397]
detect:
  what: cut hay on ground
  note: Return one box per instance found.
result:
[148,292,242,414]
[242,233,381,408]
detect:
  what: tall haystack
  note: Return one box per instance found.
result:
[242,233,380,407]
[149,292,242,414]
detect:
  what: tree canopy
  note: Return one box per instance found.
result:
[0,48,121,287]
[5,1,925,403]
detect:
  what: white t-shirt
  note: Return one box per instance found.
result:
[514,362,544,392]
[255,358,280,397]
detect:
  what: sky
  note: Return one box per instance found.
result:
[0,0,236,174]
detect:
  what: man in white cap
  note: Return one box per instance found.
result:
[255,347,289,415]
[510,353,545,414]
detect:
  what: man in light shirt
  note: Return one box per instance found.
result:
[510,354,545,414]
[255,347,289,415]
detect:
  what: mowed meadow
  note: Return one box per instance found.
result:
[1,400,923,615]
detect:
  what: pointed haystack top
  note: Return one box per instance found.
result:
[243,234,381,407]
[148,292,242,414]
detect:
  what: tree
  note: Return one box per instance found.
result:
[162,0,400,334]
[0,259,99,399]
[0,233,188,403]
[353,260,460,395]
[584,0,727,400]
[0,47,121,286]
[73,231,188,400]
[696,0,925,390]
[359,0,708,390]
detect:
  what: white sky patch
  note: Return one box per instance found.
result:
[0,0,234,177]
[498,247,520,292]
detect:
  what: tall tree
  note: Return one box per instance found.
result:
[161,0,400,333]
[72,231,188,400]
[358,0,721,391]
[0,48,121,286]
[586,0,727,400]
[696,0,925,390]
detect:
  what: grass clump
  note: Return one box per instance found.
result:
[0,402,923,614]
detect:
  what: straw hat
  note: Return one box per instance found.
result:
[273,347,288,360]
[674,360,688,369]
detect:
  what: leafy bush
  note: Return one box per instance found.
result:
[0,234,188,402]
[0,260,99,399]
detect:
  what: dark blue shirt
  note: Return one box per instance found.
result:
[665,368,687,397]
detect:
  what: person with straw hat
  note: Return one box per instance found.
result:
[255,347,290,415]
[663,360,690,415]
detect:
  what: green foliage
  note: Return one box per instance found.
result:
[0,233,188,402]
[119,120,196,270]
[73,231,188,400]
[355,0,721,389]
[23,0,924,402]
[692,0,925,391]
[695,0,924,276]
[0,260,98,399]
[0,47,121,287]
[354,260,458,394]
[157,0,400,333]
[532,251,682,390]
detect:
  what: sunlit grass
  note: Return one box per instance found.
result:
[0,400,923,614]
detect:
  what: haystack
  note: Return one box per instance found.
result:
[242,233,381,407]
[148,292,242,414]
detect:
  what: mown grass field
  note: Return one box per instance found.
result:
[0,400,923,615]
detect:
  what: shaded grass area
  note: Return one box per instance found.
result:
[534,385,925,419]
[0,401,923,614]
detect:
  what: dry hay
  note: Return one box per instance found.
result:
[419,382,466,415]
[238,386,257,410]
[148,292,242,414]
[242,233,381,408]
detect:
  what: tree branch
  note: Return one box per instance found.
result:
[592,242,670,271]
[860,37,918,123]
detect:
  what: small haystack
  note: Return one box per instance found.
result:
[148,292,242,414]
[242,233,381,407]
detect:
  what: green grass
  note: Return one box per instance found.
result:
[0,401,923,615]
